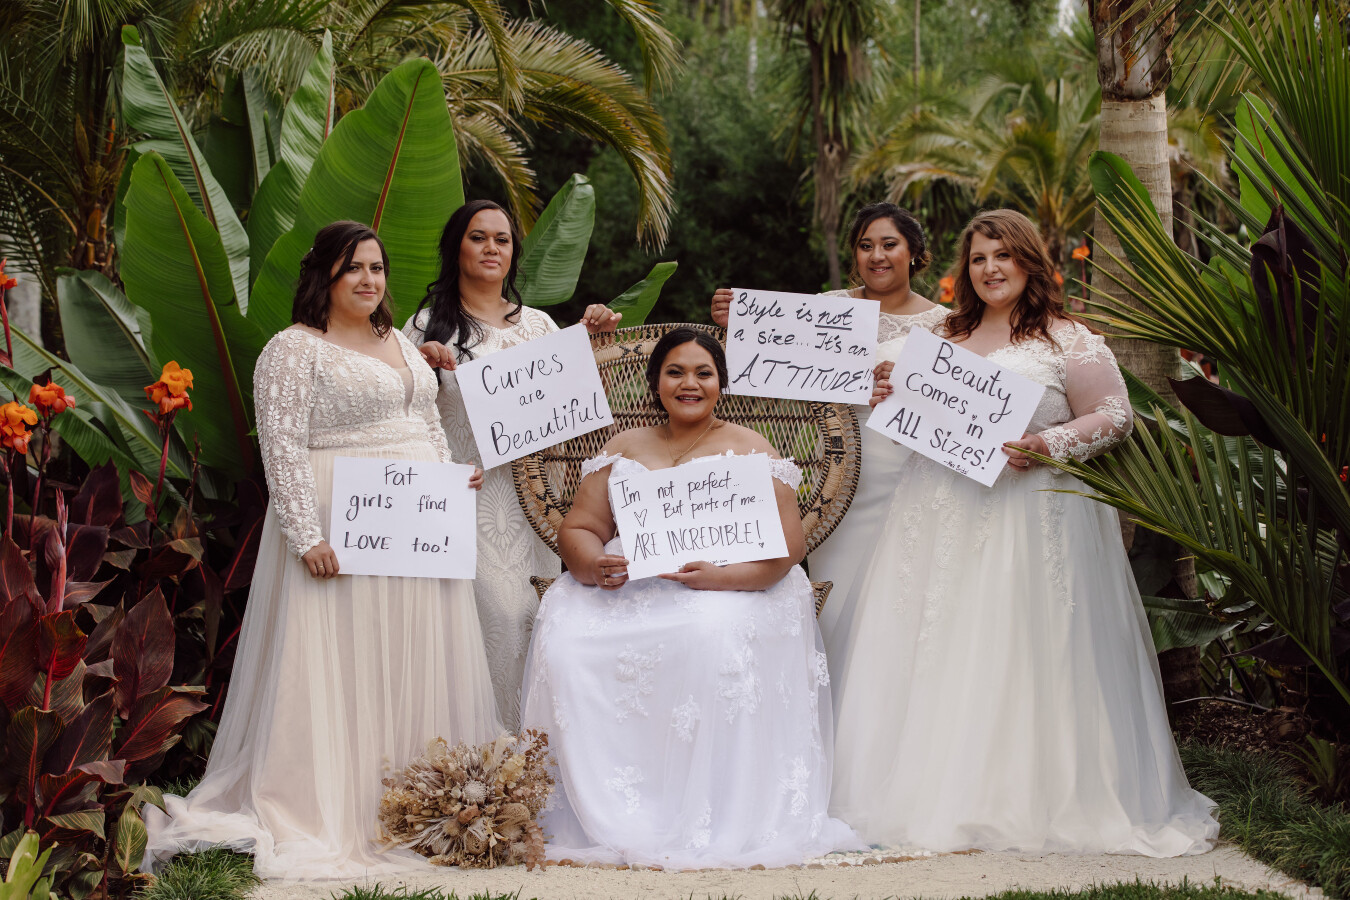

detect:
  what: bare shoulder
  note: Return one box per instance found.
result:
[716,421,780,459]
[599,425,658,458]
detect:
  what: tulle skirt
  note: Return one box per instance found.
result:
[828,459,1219,856]
[520,559,863,869]
[144,443,502,880]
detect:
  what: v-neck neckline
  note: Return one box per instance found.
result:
[300,328,413,373]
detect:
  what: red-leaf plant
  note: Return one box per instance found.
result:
[0,460,264,899]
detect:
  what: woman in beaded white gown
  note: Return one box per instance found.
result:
[519,329,862,868]
[711,203,947,650]
[145,223,501,880]
[830,210,1218,856]
[404,200,620,731]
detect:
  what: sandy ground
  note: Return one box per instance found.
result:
[249,845,1316,900]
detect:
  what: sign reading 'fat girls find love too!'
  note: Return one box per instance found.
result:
[328,456,479,578]
[609,454,790,582]
[868,328,1046,487]
[725,289,881,404]
[456,324,615,469]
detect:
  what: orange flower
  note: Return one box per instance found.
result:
[1053,271,1065,285]
[0,400,38,454]
[1341,466,1348,483]
[28,382,75,417]
[1072,244,1091,261]
[938,276,955,303]
[145,361,193,415]
[0,259,15,292]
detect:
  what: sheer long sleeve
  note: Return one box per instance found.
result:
[1037,326,1134,463]
[254,331,325,558]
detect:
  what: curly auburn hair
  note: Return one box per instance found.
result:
[292,221,394,336]
[943,209,1067,346]
[845,202,932,286]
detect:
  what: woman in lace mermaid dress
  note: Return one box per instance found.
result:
[519,329,861,868]
[829,211,1218,856]
[145,223,501,880]
[711,203,948,646]
[404,200,620,731]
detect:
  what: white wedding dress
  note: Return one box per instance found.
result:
[519,452,863,869]
[807,292,949,646]
[404,306,563,732]
[829,320,1219,856]
[144,328,501,880]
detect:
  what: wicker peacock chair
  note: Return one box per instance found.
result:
[512,323,862,616]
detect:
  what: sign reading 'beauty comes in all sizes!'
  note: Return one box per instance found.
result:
[328,456,479,578]
[609,454,790,581]
[724,289,881,404]
[456,324,615,469]
[867,328,1046,487]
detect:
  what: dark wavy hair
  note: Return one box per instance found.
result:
[943,209,1067,346]
[292,221,393,336]
[413,200,524,362]
[846,202,932,285]
[645,328,729,414]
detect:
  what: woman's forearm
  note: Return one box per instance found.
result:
[714,557,797,592]
[559,526,608,585]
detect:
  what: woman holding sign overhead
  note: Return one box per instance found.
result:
[403,200,621,731]
[517,328,861,868]
[712,203,946,651]
[146,222,500,880]
[830,209,1217,855]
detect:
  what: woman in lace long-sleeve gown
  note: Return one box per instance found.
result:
[519,329,862,868]
[144,222,501,880]
[711,203,947,650]
[830,210,1218,857]
[403,200,620,731]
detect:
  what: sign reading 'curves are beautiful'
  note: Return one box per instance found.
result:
[456,324,615,469]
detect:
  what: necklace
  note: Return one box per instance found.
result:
[664,419,717,465]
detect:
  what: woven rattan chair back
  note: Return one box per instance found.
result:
[510,323,862,559]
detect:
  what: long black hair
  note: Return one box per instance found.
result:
[413,200,524,361]
[293,220,393,336]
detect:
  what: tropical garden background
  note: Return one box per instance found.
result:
[0,0,1348,896]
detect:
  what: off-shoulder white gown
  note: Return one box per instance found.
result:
[829,321,1218,856]
[144,328,501,880]
[519,452,862,869]
[404,307,563,732]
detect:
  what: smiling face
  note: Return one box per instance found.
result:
[855,216,913,295]
[657,340,721,424]
[967,231,1028,312]
[327,238,386,323]
[458,208,513,286]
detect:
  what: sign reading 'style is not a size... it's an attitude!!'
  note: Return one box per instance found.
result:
[328,456,478,578]
[724,289,881,404]
[868,328,1046,487]
[609,454,790,582]
[456,324,615,469]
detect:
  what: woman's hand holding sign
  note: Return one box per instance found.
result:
[589,554,630,591]
[303,541,340,579]
[581,305,623,333]
[870,359,895,409]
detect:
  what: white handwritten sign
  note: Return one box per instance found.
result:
[867,328,1046,487]
[608,454,790,581]
[328,456,478,578]
[725,289,881,404]
[456,324,614,469]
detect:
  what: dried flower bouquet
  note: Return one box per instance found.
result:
[378,730,554,869]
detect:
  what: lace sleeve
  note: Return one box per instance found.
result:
[401,309,428,345]
[254,331,325,558]
[580,452,623,478]
[768,457,803,490]
[1037,325,1134,463]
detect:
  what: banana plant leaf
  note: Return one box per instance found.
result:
[55,269,156,415]
[1142,595,1242,654]
[249,58,462,336]
[608,261,677,327]
[247,31,336,285]
[120,26,250,310]
[120,153,265,478]
[519,174,595,307]
[242,68,278,187]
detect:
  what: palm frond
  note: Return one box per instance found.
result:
[600,0,682,90]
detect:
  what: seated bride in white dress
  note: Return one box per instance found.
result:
[519,327,862,869]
